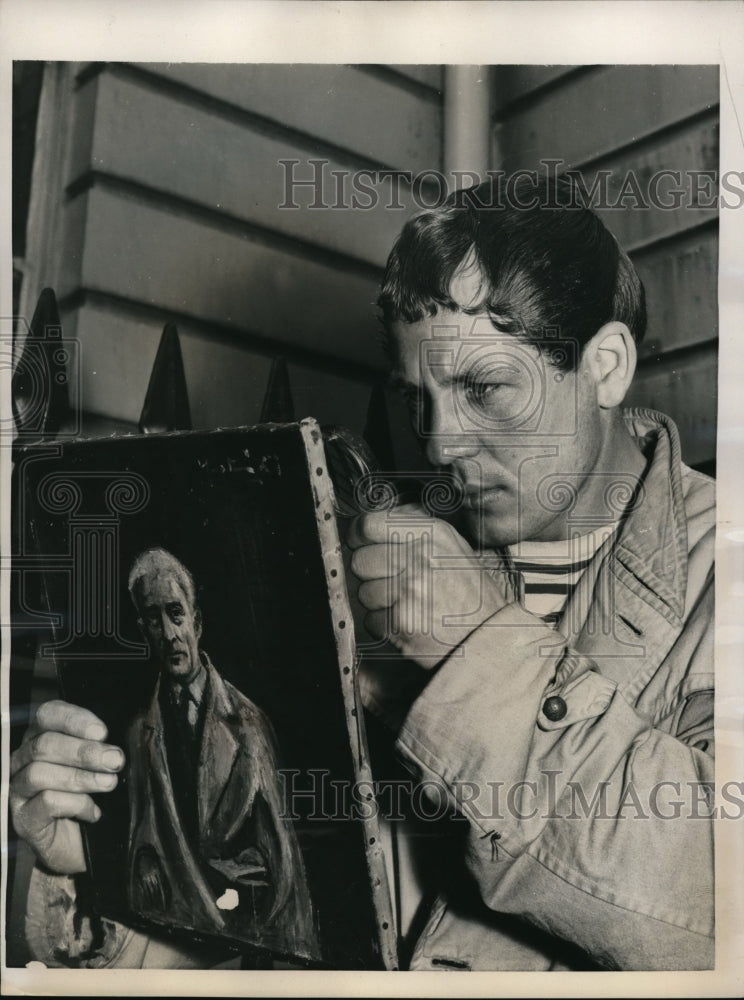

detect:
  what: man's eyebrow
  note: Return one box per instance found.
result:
[455,362,522,381]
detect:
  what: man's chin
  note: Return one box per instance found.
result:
[463,509,521,550]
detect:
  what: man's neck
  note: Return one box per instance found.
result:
[170,654,207,701]
[561,410,647,537]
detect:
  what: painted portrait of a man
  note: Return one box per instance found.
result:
[125,547,319,960]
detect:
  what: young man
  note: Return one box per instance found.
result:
[9,176,714,970]
[349,176,715,970]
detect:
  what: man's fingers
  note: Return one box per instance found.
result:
[350,543,400,581]
[364,608,397,645]
[10,731,125,779]
[347,507,433,549]
[34,700,108,742]
[16,789,101,828]
[358,578,396,611]
[346,512,392,549]
[11,761,119,800]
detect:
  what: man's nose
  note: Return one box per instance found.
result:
[423,391,480,467]
[161,615,178,642]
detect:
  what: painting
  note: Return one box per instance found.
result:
[14,420,397,969]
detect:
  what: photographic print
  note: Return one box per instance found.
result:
[3,2,743,996]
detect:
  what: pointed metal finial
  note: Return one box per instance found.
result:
[138,323,192,433]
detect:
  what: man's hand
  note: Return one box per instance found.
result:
[347,504,511,667]
[9,700,125,875]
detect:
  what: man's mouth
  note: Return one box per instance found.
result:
[461,484,507,510]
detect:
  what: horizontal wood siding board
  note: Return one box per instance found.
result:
[60,286,380,383]
[287,361,375,433]
[62,186,387,370]
[66,73,99,188]
[578,115,720,248]
[60,303,162,424]
[75,62,106,88]
[132,62,442,174]
[69,71,420,270]
[564,105,718,175]
[385,64,443,93]
[62,301,271,426]
[635,228,718,357]
[67,171,386,285]
[626,343,717,467]
[492,65,588,115]
[495,65,718,172]
[62,301,375,431]
[56,192,88,294]
[356,64,443,103]
[623,216,718,259]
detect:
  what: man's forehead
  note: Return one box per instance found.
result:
[138,569,188,605]
[390,314,542,381]
[448,252,484,308]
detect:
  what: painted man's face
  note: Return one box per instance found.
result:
[136,571,202,684]
[390,307,608,549]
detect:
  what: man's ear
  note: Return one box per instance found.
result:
[194,607,202,640]
[583,321,637,409]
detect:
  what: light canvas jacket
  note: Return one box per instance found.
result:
[397,408,715,970]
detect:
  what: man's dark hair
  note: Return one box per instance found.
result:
[378,174,646,371]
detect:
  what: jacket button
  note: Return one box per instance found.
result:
[542,696,567,722]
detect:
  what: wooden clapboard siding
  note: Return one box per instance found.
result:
[492,65,585,113]
[634,225,718,357]
[41,62,444,431]
[66,69,420,269]
[495,65,718,172]
[385,65,444,91]
[132,62,442,174]
[628,344,718,469]
[286,361,378,432]
[62,297,374,431]
[589,113,719,249]
[58,183,387,368]
[61,300,273,427]
[492,64,719,468]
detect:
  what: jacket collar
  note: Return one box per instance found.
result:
[612,407,689,621]
[556,409,693,695]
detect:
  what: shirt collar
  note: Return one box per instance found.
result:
[169,652,208,707]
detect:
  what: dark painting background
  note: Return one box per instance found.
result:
[16,425,387,969]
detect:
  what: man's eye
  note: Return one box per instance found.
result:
[465,381,504,408]
[170,613,184,625]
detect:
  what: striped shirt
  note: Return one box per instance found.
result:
[507,523,619,625]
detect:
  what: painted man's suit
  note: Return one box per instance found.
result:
[126,654,318,959]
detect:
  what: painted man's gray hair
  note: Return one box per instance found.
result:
[127,547,197,610]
